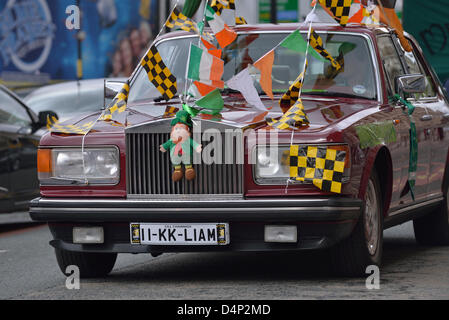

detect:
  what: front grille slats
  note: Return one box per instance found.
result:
[126,131,243,197]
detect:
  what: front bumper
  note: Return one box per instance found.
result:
[30,197,363,253]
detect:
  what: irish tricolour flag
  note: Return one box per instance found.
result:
[205,4,237,49]
[188,44,224,90]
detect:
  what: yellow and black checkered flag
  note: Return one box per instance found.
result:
[102,81,130,124]
[279,61,308,110]
[141,45,178,101]
[267,99,310,130]
[319,0,352,26]
[324,52,345,80]
[162,106,179,118]
[290,145,347,193]
[309,29,341,71]
[165,7,199,33]
[235,16,247,25]
[47,116,97,135]
[211,0,236,15]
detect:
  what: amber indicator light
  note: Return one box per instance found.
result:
[37,149,52,173]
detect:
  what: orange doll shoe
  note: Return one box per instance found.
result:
[185,167,196,181]
[172,168,184,182]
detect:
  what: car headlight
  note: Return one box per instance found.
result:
[254,146,291,184]
[254,145,351,185]
[38,147,120,185]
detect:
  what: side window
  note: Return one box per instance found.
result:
[394,37,437,99]
[377,36,406,95]
[0,89,31,127]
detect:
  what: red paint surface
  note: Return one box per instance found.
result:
[38,24,449,219]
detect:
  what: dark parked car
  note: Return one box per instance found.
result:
[24,78,127,123]
[30,24,449,277]
[0,79,124,215]
[0,85,51,213]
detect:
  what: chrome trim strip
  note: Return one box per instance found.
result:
[407,96,439,104]
[127,194,244,201]
[389,197,443,216]
[31,206,360,213]
[34,197,360,205]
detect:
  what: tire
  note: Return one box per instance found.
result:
[330,168,383,277]
[55,249,117,279]
[413,188,449,246]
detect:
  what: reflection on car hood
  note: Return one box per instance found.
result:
[51,95,380,135]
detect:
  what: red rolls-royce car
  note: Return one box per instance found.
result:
[30,24,449,277]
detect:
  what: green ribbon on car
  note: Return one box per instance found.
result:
[393,94,417,201]
[182,104,201,118]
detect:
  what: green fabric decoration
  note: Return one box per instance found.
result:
[279,30,326,62]
[171,110,193,128]
[338,42,357,56]
[182,0,203,18]
[182,104,201,118]
[393,94,417,201]
[198,21,205,35]
[195,89,224,115]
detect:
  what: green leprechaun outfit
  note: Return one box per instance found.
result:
[161,110,201,181]
[162,138,200,167]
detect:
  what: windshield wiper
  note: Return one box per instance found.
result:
[152,95,180,103]
[304,91,375,100]
[222,87,268,96]
[221,88,241,95]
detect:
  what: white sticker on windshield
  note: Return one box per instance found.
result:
[353,85,367,95]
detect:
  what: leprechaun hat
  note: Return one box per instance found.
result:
[171,110,193,128]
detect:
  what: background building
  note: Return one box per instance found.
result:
[0,0,159,88]
[3,0,446,90]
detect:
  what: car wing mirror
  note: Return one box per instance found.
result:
[396,74,426,100]
[104,79,126,109]
[38,110,59,128]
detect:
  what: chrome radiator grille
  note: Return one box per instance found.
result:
[126,131,244,197]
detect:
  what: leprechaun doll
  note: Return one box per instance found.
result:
[160,110,202,182]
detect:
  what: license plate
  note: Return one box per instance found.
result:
[130,223,230,246]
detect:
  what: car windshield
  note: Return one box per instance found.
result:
[0,89,31,126]
[128,32,377,104]
[25,81,104,121]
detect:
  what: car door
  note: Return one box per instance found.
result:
[377,34,431,209]
[388,34,433,204]
[398,36,449,199]
[0,130,12,213]
[376,34,417,210]
[0,87,40,212]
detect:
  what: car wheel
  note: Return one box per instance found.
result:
[330,168,383,277]
[55,249,117,279]
[413,187,449,246]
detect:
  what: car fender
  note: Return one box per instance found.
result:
[358,145,393,217]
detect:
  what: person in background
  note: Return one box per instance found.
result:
[130,27,143,62]
[140,21,153,53]
[109,50,124,78]
[119,37,135,77]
